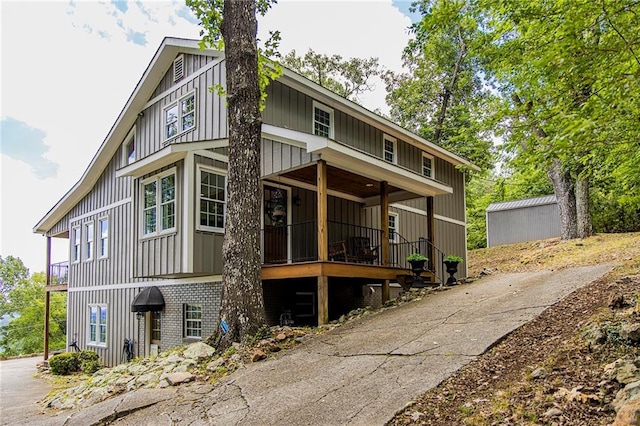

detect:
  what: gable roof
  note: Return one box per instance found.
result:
[486,195,557,213]
[34,37,477,235]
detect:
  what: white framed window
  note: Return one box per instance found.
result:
[422,153,434,178]
[141,169,177,236]
[98,218,109,258]
[184,304,202,338]
[164,91,196,140]
[383,135,397,164]
[85,222,94,261]
[197,165,227,232]
[389,213,399,243]
[88,304,107,347]
[122,127,136,166]
[72,226,81,263]
[312,101,334,138]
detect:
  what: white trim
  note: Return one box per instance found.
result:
[196,164,227,233]
[388,212,399,244]
[139,167,178,238]
[193,149,229,163]
[434,214,466,227]
[122,126,136,166]
[261,125,308,149]
[268,175,365,204]
[383,134,397,165]
[98,216,109,259]
[84,221,94,262]
[390,203,427,216]
[312,101,334,139]
[184,152,194,273]
[71,226,81,264]
[422,152,435,179]
[70,198,132,224]
[68,275,223,292]
[163,89,197,142]
[87,303,108,348]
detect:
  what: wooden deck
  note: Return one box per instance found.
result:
[261,261,407,281]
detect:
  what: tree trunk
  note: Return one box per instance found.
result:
[218,0,266,345]
[548,159,578,240]
[575,177,593,238]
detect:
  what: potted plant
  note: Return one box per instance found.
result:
[443,255,463,285]
[406,253,428,273]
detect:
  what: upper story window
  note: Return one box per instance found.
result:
[383,135,397,164]
[98,218,109,258]
[422,153,434,178]
[197,165,226,233]
[88,304,107,347]
[122,127,136,166]
[313,101,334,138]
[85,222,94,261]
[164,91,196,141]
[389,213,399,243]
[72,227,80,263]
[141,169,176,236]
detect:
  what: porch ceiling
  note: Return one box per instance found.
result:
[282,165,403,199]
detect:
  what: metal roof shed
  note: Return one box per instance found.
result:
[486,195,561,247]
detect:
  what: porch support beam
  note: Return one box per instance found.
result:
[380,181,390,266]
[317,276,328,325]
[427,196,436,270]
[44,236,51,360]
[317,160,328,261]
[382,279,390,304]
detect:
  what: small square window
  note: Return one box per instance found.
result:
[164,92,196,141]
[383,135,396,164]
[184,304,202,338]
[312,101,333,138]
[422,153,434,178]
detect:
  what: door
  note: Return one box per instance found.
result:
[149,311,161,355]
[263,185,290,264]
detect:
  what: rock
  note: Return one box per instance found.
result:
[165,372,194,386]
[609,294,625,309]
[613,398,640,426]
[136,372,159,387]
[252,349,267,362]
[614,381,640,412]
[206,358,225,371]
[166,355,184,363]
[183,341,215,360]
[531,367,547,379]
[617,362,640,385]
[543,407,563,418]
[584,325,607,347]
[276,333,287,341]
[621,324,640,343]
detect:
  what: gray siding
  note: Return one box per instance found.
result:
[263,81,311,132]
[151,53,218,98]
[434,219,468,277]
[433,159,466,223]
[487,204,561,247]
[262,138,317,176]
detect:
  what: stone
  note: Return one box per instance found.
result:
[617,363,640,385]
[614,381,640,412]
[166,355,184,363]
[276,333,287,341]
[206,358,225,371]
[531,367,547,379]
[543,407,563,418]
[165,372,194,386]
[252,349,267,362]
[613,399,640,426]
[136,372,159,386]
[609,294,625,309]
[621,324,640,343]
[183,341,215,360]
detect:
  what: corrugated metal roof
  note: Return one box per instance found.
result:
[486,195,557,213]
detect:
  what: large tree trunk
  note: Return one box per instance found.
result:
[575,177,593,238]
[548,159,578,240]
[218,0,266,345]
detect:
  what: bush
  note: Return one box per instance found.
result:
[49,352,80,375]
[79,350,102,374]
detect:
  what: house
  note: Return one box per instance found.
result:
[486,195,561,247]
[34,38,477,366]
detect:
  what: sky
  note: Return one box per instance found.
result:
[0,0,419,273]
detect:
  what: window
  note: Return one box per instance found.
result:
[389,213,399,243]
[72,227,80,263]
[89,304,107,346]
[198,166,226,232]
[85,222,94,261]
[98,218,108,258]
[313,101,333,138]
[383,135,397,164]
[141,170,176,236]
[184,304,202,338]
[422,153,434,178]
[125,137,135,165]
[164,92,196,140]
[151,311,161,342]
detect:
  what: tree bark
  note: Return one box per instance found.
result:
[548,159,578,240]
[575,177,593,238]
[218,0,266,345]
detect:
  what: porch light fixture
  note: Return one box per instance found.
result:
[365,183,374,187]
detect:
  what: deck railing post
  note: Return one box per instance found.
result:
[380,181,390,266]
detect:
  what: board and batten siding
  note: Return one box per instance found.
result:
[486,203,561,247]
[136,60,228,160]
[151,53,218,99]
[262,138,318,176]
[135,162,184,277]
[434,219,468,277]
[433,158,466,223]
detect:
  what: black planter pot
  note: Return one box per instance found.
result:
[444,261,459,286]
[408,259,426,288]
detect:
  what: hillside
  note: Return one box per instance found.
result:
[391,232,640,425]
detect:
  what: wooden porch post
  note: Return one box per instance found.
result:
[44,236,51,360]
[380,181,390,266]
[426,196,435,270]
[317,160,329,324]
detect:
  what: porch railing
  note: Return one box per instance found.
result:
[49,261,69,285]
[389,235,445,285]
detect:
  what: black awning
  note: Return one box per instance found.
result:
[131,286,165,313]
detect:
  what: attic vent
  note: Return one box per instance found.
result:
[173,54,184,82]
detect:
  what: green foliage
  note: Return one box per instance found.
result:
[281,49,382,103]
[0,256,66,357]
[444,255,464,263]
[78,349,103,374]
[49,352,80,375]
[407,253,428,262]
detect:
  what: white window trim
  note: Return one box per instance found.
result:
[196,164,227,234]
[422,152,435,178]
[163,90,197,142]
[383,134,397,164]
[98,216,109,259]
[88,304,108,348]
[122,126,136,166]
[312,100,334,139]
[84,221,94,262]
[389,212,399,244]
[184,304,203,339]
[139,167,178,239]
[71,226,81,264]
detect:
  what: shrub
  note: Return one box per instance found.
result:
[79,350,102,374]
[406,253,428,262]
[49,352,80,375]
[444,255,464,263]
